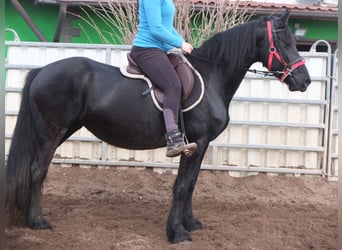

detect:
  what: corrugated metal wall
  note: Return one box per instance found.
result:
[5,41,336,177]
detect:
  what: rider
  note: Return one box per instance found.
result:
[130,0,197,157]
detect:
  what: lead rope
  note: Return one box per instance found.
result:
[246,68,284,77]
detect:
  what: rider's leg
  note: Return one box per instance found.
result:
[130,47,190,157]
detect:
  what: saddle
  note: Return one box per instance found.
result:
[120,51,204,112]
[126,52,194,101]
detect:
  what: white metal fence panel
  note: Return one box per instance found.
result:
[5,41,332,175]
[206,51,329,174]
[329,50,338,179]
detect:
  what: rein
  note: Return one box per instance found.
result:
[188,19,305,82]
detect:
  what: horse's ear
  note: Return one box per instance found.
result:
[279,9,290,25]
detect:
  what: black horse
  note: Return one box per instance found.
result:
[6,10,310,243]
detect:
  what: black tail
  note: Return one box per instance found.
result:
[6,68,42,225]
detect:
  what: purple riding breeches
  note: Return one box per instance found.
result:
[130,46,182,133]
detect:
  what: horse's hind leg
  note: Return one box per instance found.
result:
[28,160,52,229]
[28,129,67,229]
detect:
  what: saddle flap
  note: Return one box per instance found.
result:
[167,53,194,100]
[127,53,144,75]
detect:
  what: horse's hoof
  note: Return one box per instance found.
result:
[28,219,52,230]
[167,221,192,243]
[170,230,192,243]
[183,217,203,232]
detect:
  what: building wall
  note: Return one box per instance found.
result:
[5,0,59,42]
[5,1,338,46]
[289,18,337,41]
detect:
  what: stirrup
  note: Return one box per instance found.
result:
[183,142,197,157]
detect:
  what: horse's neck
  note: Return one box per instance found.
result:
[189,58,245,107]
[190,50,255,103]
[190,23,258,102]
[195,22,257,68]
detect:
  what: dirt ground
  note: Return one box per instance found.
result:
[5,165,338,250]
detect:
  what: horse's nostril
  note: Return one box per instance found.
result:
[300,80,310,91]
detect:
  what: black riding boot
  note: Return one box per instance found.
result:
[165,129,185,157]
[165,129,198,157]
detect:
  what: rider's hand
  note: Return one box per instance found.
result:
[181,42,193,54]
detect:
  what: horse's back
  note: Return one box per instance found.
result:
[29,56,123,103]
[26,56,165,148]
[26,57,119,127]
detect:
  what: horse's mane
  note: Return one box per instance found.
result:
[192,19,260,71]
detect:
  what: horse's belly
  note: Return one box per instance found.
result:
[84,117,166,150]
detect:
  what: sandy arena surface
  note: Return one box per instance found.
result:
[5,165,338,249]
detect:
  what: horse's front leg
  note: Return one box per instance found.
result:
[181,167,203,232]
[166,142,208,243]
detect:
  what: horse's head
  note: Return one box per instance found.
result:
[257,10,311,92]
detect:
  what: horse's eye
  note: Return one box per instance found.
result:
[279,33,292,48]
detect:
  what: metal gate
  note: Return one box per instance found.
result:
[4,41,335,176]
[328,48,338,180]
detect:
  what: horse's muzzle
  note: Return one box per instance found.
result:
[300,78,311,92]
[287,76,311,92]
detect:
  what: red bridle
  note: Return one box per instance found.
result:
[266,21,306,82]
